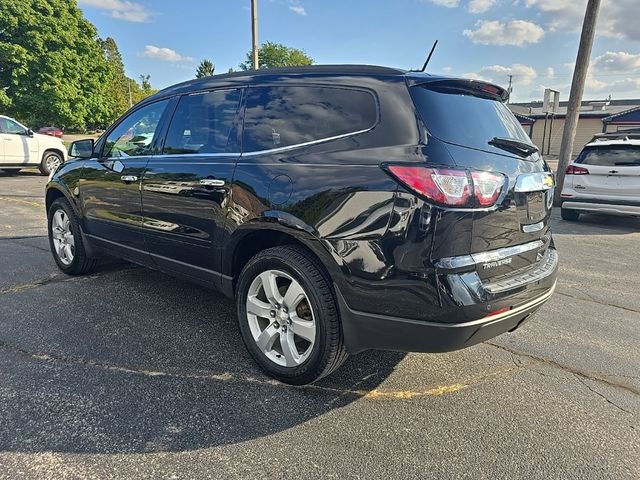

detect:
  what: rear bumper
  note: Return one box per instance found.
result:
[337,281,555,354]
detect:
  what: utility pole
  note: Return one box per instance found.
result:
[251,0,259,70]
[554,0,601,206]
[507,75,513,104]
[128,78,133,108]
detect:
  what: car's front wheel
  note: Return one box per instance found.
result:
[48,197,97,275]
[236,245,348,385]
[39,151,63,176]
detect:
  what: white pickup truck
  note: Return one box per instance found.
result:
[0,115,68,175]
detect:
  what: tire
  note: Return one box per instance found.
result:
[561,207,580,221]
[48,197,98,275]
[39,151,63,176]
[236,245,348,385]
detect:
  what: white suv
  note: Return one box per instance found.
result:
[0,115,68,175]
[560,137,640,221]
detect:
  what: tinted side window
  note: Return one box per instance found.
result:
[576,145,640,166]
[164,89,242,155]
[0,118,26,135]
[243,86,377,152]
[104,100,169,158]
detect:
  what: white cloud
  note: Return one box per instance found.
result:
[463,20,545,46]
[459,72,492,82]
[592,51,640,73]
[140,45,194,63]
[467,0,497,13]
[289,5,308,15]
[426,0,460,7]
[526,0,640,41]
[481,63,538,84]
[78,0,152,23]
[545,67,555,79]
[527,52,640,101]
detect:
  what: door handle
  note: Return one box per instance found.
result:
[200,179,226,187]
[120,175,139,183]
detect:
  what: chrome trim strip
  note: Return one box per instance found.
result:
[147,153,240,159]
[522,221,544,233]
[435,239,544,270]
[514,172,555,192]
[241,127,373,157]
[484,248,558,294]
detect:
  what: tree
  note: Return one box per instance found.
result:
[100,37,129,119]
[196,59,215,78]
[139,74,152,92]
[0,0,113,130]
[239,42,314,70]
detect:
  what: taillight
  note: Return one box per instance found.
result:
[566,165,589,175]
[470,171,505,206]
[385,165,505,208]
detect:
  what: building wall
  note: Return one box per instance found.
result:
[530,117,603,157]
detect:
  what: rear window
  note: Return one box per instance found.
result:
[410,85,531,151]
[576,145,640,166]
[242,86,377,152]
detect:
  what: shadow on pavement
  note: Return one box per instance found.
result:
[551,211,640,236]
[0,169,42,177]
[0,261,405,454]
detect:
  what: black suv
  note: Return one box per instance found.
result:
[47,65,558,384]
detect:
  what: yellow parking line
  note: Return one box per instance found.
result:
[1,338,528,401]
[0,196,45,209]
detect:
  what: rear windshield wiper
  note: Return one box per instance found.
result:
[489,137,539,157]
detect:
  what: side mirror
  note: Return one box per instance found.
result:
[69,139,94,159]
[27,129,34,137]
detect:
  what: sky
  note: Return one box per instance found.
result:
[77,0,640,103]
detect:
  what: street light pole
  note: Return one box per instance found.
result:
[554,0,601,206]
[251,0,259,70]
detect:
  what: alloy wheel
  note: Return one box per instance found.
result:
[45,154,62,173]
[246,269,317,367]
[51,209,75,265]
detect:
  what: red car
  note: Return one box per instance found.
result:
[37,126,64,138]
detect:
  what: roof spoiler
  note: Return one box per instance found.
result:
[408,78,509,103]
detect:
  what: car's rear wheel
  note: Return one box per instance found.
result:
[236,245,348,385]
[48,197,97,275]
[39,151,63,176]
[561,207,580,221]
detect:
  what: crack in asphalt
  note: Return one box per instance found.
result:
[0,235,48,241]
[0,265,139,295]
[489,342,640,398]
[0,274,68,294]
[0,237,51,253]
[573,374,632,415]
[556,290,640,316]
[0,339,530,401]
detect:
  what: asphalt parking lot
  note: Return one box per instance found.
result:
[0,170,638,479]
